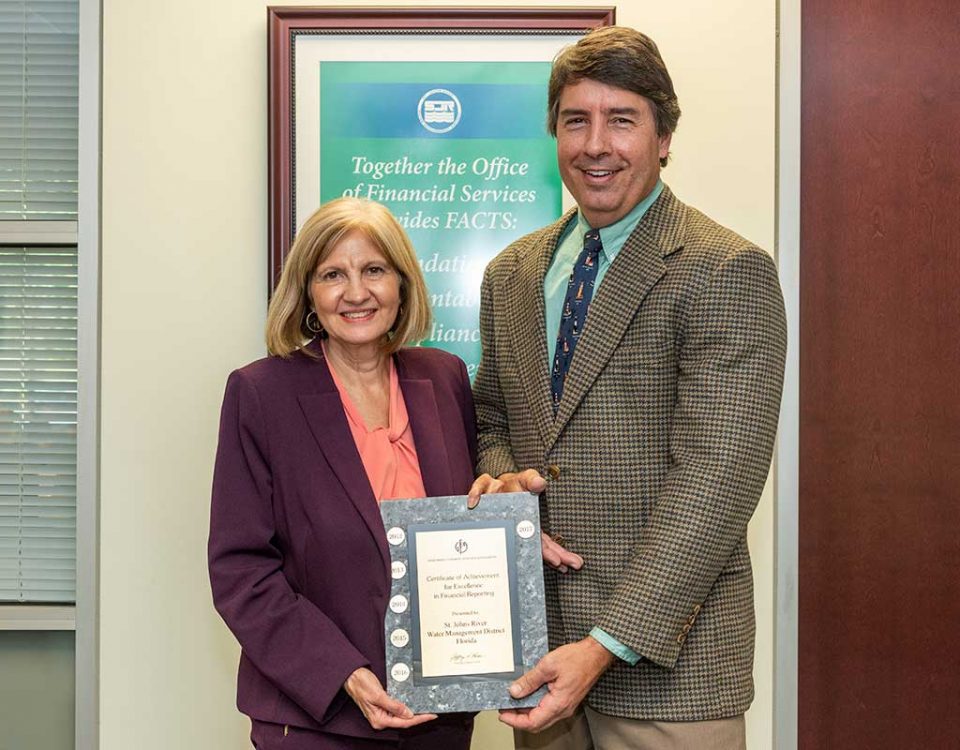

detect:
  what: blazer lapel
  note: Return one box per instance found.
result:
[297,355,390,573]
[507,208,578,448]
[396,354,453,497]
[549,189,685,447]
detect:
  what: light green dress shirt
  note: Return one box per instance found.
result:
[544,180,664,366]
[542,180,664,665]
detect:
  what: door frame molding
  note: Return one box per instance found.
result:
[775,0,801,747]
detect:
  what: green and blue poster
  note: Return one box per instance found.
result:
[319,62,562,376]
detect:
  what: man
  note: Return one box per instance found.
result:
[468,26,786,749]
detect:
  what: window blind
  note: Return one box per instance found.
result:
[0,0,79,220]
[0,244,77,602]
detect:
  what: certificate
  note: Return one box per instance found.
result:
[412,525,516,677]
[381,493,548,713]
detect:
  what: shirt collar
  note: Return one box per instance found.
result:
[575,179,664,263]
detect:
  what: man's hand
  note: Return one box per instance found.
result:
[540,532,584,574]
[498,637,616,733]
[467,469,547,508]
[344,667,437,730]
[467,471,583,572]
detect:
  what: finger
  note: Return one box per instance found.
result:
[407,713,438,725]
[554,543,584,571]
[541,533,584,570]
[508,663,547,699]
[467,474,504,506]
[382,712,438,729]
[476,478,504,499]
[467,475,491,509]
[498,707,539,731]
[516,469,547,494]
[499,475,522,493]
[543,548,568,573]
[503,692,569,732]
[500,707,532,716]
[497,707,531,722]
[540,535,576,573]
[541,534,563,567]
[369,693,415,720]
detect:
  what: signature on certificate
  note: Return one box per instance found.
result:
[450,652,484,665]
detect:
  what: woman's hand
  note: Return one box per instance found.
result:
[344,667,437,730]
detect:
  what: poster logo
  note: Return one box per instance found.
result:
[454,538,469,555]
[418,88,462,134]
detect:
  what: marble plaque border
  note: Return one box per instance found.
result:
[381,492,547,713]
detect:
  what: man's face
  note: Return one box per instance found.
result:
[556,78,672,228]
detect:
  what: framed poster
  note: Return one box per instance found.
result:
[268,7,615,374]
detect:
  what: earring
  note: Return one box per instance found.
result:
[305,310,324,335]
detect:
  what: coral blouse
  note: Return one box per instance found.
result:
[325,350,426,502]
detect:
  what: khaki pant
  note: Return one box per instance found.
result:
[514,705,746,750]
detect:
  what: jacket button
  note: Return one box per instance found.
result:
[547,465,561,480]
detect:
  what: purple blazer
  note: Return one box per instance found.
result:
[208,343,477,742]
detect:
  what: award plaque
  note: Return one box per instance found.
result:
[380,492,548,713]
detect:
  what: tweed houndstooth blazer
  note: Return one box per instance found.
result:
[473,186,787,721]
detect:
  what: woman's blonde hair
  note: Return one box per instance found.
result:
[266,197,431,357]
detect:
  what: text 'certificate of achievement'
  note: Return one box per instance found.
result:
[381,493,548,713]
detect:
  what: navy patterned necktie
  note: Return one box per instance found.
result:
[551,229,602,412]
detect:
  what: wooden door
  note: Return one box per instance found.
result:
[800,1,960,746]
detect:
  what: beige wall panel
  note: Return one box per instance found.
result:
[99,2,775,749]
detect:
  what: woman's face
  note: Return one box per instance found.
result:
[309,231,402,352]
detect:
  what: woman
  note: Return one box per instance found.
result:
[209,197,476,749]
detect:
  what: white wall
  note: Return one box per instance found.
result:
[98,1,776,748]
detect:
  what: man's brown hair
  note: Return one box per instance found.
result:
[548,26,681,167]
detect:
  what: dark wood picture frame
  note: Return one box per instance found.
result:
[266,5,615,293]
